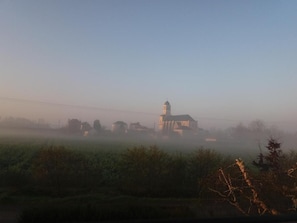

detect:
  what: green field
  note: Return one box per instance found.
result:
[1,129,297,222]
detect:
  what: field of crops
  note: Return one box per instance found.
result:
[1,129,297,222]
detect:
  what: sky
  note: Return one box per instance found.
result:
[0,0,297,131]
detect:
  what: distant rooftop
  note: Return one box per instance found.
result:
[163,114,195,122]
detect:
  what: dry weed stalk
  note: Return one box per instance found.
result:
[210,167,248,215]
[235,158,279,215]
[210,159,279,216]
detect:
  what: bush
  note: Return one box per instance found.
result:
[31,146,98,195]
[187,147,226,198]
[119,145,171,196]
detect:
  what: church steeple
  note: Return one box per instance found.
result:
[163,101,171,116]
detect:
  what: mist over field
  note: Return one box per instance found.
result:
[1,108,297,161]
[2,97,297,134]
[1,99,297,223]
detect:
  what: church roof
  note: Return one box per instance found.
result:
[163,114,196,122]
[175,126,192,130]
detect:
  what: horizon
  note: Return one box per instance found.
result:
[0,96,295,133]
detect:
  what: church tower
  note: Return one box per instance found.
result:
[162,101,171,116]
[159,101,171,132]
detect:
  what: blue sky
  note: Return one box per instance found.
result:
[1,0,297,131]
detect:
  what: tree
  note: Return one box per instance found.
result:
[81,121,92,132]
[253,137,283,172]
[68,118,81,133]
[248,119,265,133]
[93,119,101,132]
[231,122,250,142]
[248,119,266,149]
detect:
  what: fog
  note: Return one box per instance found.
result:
[0,98,159,130]
[2,97,297,133]
[1,99,297,161]
[1,98,297,221]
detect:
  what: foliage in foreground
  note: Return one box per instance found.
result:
[210,138,297,216]
[0,142,228,198]
[1,136,297,221]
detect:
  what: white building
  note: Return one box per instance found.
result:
[159,101,198,136]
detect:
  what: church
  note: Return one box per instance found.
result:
[159,101,198,136]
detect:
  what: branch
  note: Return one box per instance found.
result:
[235,158,279,215]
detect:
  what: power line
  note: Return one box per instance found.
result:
[1,96,294,127]
[0,96,159,116]
[0,96,239,122]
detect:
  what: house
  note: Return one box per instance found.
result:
[159,101,198,136]
[128,122,154,135]
[111,121,128,134]
[129,122,149,132]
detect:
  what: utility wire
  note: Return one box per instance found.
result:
[1,96,289,126]
[0,96,159,116]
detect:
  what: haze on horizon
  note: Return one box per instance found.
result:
[1,0,297,132]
